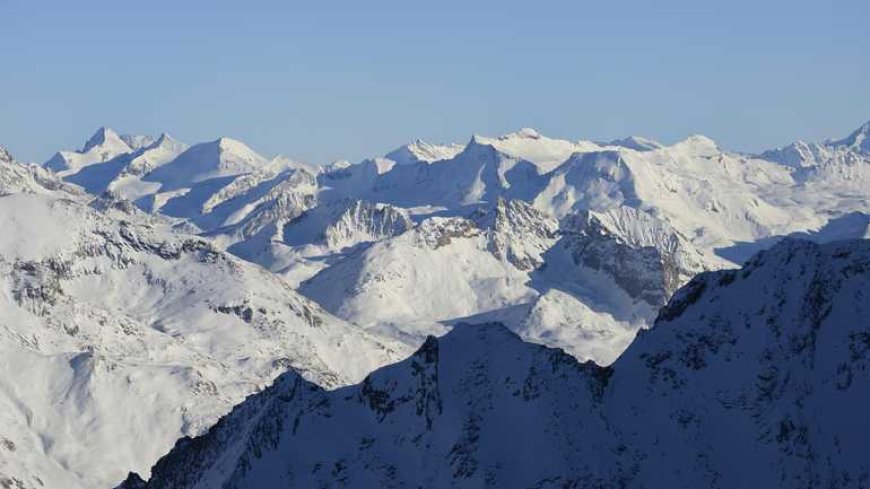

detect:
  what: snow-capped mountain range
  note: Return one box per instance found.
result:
[1,120,869,488]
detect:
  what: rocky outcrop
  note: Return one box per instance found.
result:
[472,198,558,270]
[559,207,722,306]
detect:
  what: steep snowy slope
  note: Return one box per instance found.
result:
[121,238,870,489]
[0,159,407,489]
[142,137,270,190]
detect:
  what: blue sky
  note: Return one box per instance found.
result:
[2,0,869,164]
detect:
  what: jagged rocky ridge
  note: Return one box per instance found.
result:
[121,238,870,489]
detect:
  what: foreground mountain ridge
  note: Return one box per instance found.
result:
[120,237,870,489]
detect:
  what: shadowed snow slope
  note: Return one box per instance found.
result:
[122,238,870,489]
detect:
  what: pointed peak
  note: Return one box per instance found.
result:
[213,137,260,155]
[851,120,870,135]
[155,132,181,146]
[674,134,719,153]
[83,126,127,153]
[831,119,870,151]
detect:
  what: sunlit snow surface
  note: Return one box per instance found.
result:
[1,120,870,487]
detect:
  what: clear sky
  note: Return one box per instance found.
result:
[2,0,869,165]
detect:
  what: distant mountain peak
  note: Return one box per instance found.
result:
[385,139,464,165]
[503,127,543,140]
[152,132,175,146]
[216,136,246,149]
[673,133,720,154]
[83,126,128,153]
[831,119,870,152]
[606,135,664,152]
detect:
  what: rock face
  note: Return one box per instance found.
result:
[472,197,558,271]
[559,206,722,307]
[121,238,870,489]
[322,200,413,250]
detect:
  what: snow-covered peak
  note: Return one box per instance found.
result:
[385,139,465,165]
[472,129,602,172]
[147,132,175,148]
[830,119,870,153]
[142,137,269,189]
[504,127,543,139]
[45,127,135,173]
[606,135,664,152]
[670,133,720,154]
[759,120,870,170]
[215,136,255,155]
[83,127,130,153]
